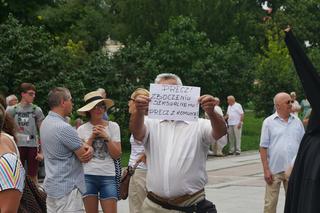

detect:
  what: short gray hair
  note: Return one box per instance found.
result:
[227,95,235,101]
[6,95,18,106]
[48,87,71,109]
[154,73,183,85]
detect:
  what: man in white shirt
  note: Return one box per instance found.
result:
[225,95,244,155]
[130,73,226,213]
[259,92,304,213]
[207,97,227,156]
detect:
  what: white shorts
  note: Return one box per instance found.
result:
[47,188,85,213]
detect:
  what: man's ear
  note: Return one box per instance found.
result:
[60,99,66,107]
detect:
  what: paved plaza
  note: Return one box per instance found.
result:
[40,151,285,212]
[118,151,286,213]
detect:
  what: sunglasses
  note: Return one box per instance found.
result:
[286,100,294,104]
[93,103,106,110]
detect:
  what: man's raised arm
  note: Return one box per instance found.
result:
[129,95,150,141]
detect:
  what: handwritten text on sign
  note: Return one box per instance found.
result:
[148,84,201,121]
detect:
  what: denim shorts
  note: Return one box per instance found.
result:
[83,175,118,200]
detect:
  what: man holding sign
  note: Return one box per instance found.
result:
[129,73,226,213]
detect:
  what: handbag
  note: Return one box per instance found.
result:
[119,158,142,200]
[18,176,47,213]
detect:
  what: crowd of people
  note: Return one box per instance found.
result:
[0,29,318,213]
[0,74,225,213]
[0,71,314,213]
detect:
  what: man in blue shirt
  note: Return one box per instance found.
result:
[259,92,304,213]
[40,87,93,213]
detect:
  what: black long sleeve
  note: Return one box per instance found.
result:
[285,30,320,133]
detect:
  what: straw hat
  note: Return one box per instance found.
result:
[77,91,114,116]
[130,88,150,100]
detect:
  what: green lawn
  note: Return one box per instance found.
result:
[241,110,264,151]
[121,111,264,166]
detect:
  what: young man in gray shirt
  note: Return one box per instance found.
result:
[6,83,45,184]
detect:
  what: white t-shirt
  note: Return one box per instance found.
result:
[292,100,301,116]
[77,121,121,176]
[227,102,244,125]
[128,135,147,169]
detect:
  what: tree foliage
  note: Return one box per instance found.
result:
[271,0,320,47]
[153,16,254,106]
[0,0,53,23]
[253,29,301,116]
[116,0,265,53]
[37,0,115,52]
[0,15,86,112]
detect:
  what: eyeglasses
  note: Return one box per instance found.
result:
[26,92,36,97]
[286,100,294,104]
[93,103,106,110]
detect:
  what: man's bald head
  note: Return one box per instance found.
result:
[274,92,293,118]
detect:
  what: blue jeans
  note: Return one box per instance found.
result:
[83,174,118,200]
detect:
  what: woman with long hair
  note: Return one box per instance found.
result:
[77,91,122,213]
[0,104,25,212]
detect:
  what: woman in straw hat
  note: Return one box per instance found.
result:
[77,91,122,213]
[127,88,149,212]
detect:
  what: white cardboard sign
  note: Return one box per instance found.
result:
[148,84,201,121]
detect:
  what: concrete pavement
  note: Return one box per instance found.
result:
[118,151,286,212]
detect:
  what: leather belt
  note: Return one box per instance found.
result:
[148,189,204,205]
[146,189,205,213]
[147,194,196,212]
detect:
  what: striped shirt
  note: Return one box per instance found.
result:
[0,132,25,193]
[0,153,25,192]
[40,111,85,198]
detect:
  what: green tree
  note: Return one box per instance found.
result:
[115,0,266,55]
[154,16,254,106]
[0,0,53,23]
[109,40,159,148]
[0,15,86,112]
[253,29,301,116]
[207,38,255,107]
[38,0,114,52]
[154,16,212,87]
[271,0,320,47]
